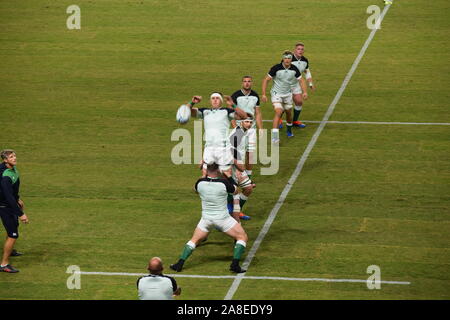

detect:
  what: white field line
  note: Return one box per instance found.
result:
[77,271,410,285]
[224,4,393,300]
[263,120,450,126]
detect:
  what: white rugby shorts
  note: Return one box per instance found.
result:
[203,145,233,171]
[271,92,293,110]
[197,216,237,233]
[291,82,303,95]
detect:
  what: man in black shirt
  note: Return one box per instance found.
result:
[0,149,29,273]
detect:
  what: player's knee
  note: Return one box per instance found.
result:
[293,96,303,105]
[238,233,248,243]
[273,104,283,112]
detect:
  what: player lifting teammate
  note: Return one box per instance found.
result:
[170,163,248,273]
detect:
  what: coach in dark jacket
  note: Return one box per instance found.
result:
[0,149,29,273]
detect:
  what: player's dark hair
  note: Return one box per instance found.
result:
[242,75,252,80]
[0,149,15,160]
[295,42,305,47]
[206,163,219,172]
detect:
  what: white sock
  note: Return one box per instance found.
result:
[236,240,246,247]
[187,241,196,249]
[271,128,279,139]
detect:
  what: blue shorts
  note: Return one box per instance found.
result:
[0,208,19,239]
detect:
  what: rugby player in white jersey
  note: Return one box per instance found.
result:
[262,51,308,143]
[282,42,315,129]
[187,92,247,176]
[170,163,248,273]
[229,116,255,221]
[229,77,261,220]
[230,76,262,177]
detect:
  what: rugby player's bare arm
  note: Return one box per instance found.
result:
[300,77,308,100]
[233,159,246,172]
[233,107,248,120]
[261,75,272,103]
[305,69,316,91]
[189,95,202,117]
[173,287,181,296]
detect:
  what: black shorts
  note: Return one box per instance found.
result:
[0,208,19,239]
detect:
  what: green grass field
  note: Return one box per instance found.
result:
[0,0,449,300]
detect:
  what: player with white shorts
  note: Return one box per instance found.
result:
[229,117,255,220]
[186,93,247,173]
[230,76,262,179]
[262,51,307,143]
[170,163,248,274]
[289,42,314,129]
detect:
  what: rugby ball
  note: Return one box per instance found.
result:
[176,104,191,124]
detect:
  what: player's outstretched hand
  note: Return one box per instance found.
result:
[261,95,268,103]
[302,92,308,100]
[192,96,202,104]
[173,287,182,296]
[19,214,29,224]
[224,95,233,108]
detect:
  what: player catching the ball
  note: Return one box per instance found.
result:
[186,93,247,176]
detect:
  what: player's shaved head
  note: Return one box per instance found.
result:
[242,76,253,90]
[147,257,163,274]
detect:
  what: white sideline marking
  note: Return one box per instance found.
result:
[263,120,450,126]
[224,4,393,300]
[78,271,410,285]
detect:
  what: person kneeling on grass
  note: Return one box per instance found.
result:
[170,163,248,273]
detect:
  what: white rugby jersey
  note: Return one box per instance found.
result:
[137,274,178,300]
[267,63,301,95]
[291,55,310,73]
[195,177,236,220]
[231,89,260,117]
[231,89,260,129]
[195,107,235,147]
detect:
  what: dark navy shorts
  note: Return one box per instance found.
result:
[0,207,19,239]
